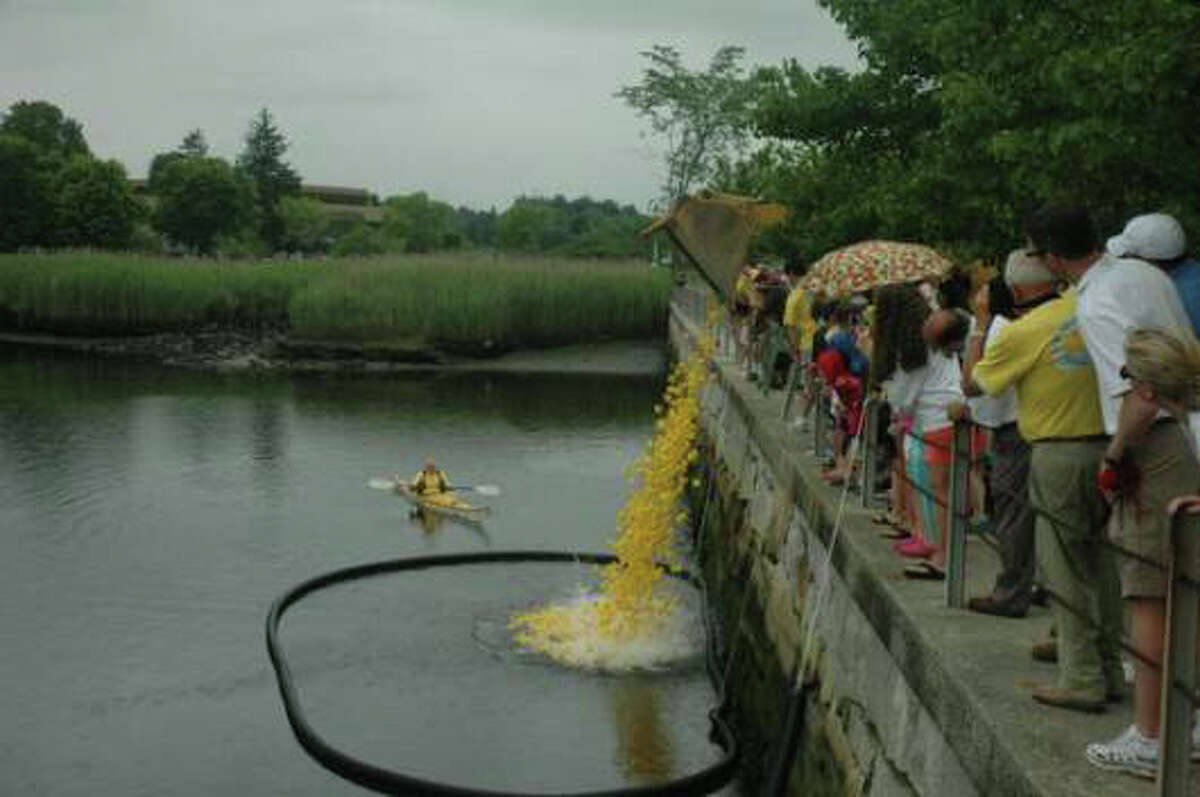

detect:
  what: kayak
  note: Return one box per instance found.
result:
[394,482,488,525]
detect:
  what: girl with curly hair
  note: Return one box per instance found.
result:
[872,283,964,579]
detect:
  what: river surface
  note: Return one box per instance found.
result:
[0,344,733,796]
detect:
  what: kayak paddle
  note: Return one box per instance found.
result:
[366,477,500,497]
[453,484,502,496]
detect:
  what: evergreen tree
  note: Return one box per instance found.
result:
[179,128,208,157]
[236,108,301,252]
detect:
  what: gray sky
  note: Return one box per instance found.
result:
[0,0,859,212]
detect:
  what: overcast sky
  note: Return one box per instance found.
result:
[1,0,859,212]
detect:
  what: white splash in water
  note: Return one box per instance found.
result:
[515,587,703,673]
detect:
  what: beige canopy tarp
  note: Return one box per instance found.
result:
[641,191,788,301]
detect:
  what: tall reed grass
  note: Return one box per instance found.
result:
[0,253,671,348]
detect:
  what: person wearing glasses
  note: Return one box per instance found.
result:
[1025,205,1197,779]
[963,247,1120,717]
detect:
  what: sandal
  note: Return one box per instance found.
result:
[903,562,946,581]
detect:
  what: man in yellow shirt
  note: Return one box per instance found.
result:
[782,280,817,360]
[782,276,818,424]
[964,249,1121,714]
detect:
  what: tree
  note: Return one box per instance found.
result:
[0,134,53,251]
[331,222,389,257]
[0,100,89,165]
[236,108,301,252]
[496,198,569,253]
[739,0,1200,262]
[279,196,331,254]
[456,206,498,249]
[179,129,208,157]
[0,100,91,250]
[54,156,141,250]
[615,45,761,206]
[380,192,462,253]
[153,156,254,255]
[148,128,212,195]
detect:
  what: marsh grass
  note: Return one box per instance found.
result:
[0,252,671,347]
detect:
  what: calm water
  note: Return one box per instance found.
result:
[0,345,731,796]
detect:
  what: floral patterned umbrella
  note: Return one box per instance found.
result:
[800,240,955,296]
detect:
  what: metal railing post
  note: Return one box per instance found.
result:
[781,359,799,421]
[1156,508,1198,796]
[860,398,880,508]
[945,420,971,609]
[812,390,829,461]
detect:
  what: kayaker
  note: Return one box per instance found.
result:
[408,459,451,496]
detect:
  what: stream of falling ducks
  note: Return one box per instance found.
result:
[510,333,714,670]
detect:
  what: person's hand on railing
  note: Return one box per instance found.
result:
[946,400,971,423]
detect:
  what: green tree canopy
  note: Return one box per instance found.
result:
[153,156,254,255]
[148,129,211,194]
[455,206,497,249]
[616,45,761,207]
[380,192,462,253]
[0,100,92,250]
[236,108,301,252]
[495,195,650,257]
[740,0,1200,263]
[330,222,388,257]
[279,196,332,254]
[0,134,53,251]
[54,156,141,250]
[0,100,89,165]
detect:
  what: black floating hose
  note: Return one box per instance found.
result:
[265,550,740,797]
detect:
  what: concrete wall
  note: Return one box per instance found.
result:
[670,295,1154,797]
[672,304,983,797]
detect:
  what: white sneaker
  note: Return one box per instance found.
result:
[1085,725,1158,779]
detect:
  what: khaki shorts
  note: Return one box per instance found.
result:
[1110,420,1200,598]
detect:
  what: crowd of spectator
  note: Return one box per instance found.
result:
[725,205,1200,781]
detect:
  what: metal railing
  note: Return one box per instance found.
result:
[676,291,1200,792]
[674,290,1200,793]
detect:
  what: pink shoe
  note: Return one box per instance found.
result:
[894,538,935,558]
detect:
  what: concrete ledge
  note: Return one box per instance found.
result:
[670,302,1152,797]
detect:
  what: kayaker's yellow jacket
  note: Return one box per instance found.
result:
[409,469,450,496]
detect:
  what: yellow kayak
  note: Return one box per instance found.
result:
[394,482,488,525]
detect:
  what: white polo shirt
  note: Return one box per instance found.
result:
[885,347,963,433]
[1076,252,1193,434]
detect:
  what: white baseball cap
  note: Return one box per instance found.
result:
[1106,213,1186,261]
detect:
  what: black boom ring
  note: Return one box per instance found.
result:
[265,550,739,796]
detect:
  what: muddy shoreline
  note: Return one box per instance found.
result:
[0,330,668,377]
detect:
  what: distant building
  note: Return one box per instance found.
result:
[129,179,383,225]
[299,185,383,226]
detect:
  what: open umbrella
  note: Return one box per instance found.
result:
[800,240,954,296]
